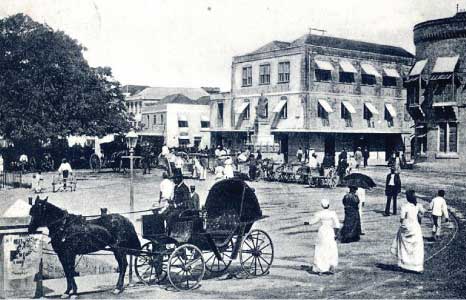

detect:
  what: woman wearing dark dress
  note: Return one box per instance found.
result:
[339,186,362,243]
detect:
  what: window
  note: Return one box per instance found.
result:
[362,74,376,85]
[201,121,210,128]
[217,103,224,120]
[160,114,164,124]
[244,105,250,120]
[439,122,458,153]
[384,108,394,127]
[315,69,332,81]
[363,105,375,128]
[153,115,157,125]
[278,62,290,83]
[179,138,189,147]
[341,104,352,127]
[259,64,271,85]
[178,120,188,128]
[242,66,252,86]
[383,76,397,87]
[339,72,354,83]
[280,102,288,119]
[318,103,329,126]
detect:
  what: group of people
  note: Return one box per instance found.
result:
[31,158,73,193]
[306,169,450,275]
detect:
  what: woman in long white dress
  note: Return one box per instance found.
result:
[391,189,425,273]
[223,157,234,179]
[307,198,341,274]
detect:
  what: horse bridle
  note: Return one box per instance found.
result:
[45,211,71,242]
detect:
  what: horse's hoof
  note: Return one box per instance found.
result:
[70,295,78,299]
[60,294,70,299]
[112,289,123,295]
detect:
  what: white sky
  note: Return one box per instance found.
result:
[0,0,462,90]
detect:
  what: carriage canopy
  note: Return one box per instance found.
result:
[205,178,262,222]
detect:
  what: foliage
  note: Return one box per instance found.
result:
[0,14,129,152]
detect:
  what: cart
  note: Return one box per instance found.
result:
[307,167,338,188]
[52,174,77,192]
[134,178,274,291]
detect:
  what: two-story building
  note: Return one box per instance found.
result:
[407,11,466,163]
[210,32,414,164]
[140,94,211,149]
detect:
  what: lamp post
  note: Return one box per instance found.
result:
[125,128,138,285]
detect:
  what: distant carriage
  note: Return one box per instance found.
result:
[135,178,274,290]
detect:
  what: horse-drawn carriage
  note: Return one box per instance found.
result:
[135,178,274,290]
[307,167,338,188]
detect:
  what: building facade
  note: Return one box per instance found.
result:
[210,33,414,164]
[141,94,211,149]
[407,11,466,163]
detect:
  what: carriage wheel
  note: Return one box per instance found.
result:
[135,242,169,285]
[89,154,101,172]
[168,244,205,291]
[204,238,234,274]
[239,229,274,277]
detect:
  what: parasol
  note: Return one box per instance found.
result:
[342,173,376,189]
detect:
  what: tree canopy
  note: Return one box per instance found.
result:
[0,14,129,150]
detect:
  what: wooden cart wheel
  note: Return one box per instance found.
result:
[204,238,234,274]
[239,229,274,277]
[89,154,101,172]
[135,242,168,285]
[168,244,205,291]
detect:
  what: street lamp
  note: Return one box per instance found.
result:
[125,128,138,285]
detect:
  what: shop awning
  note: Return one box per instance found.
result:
[383,68,400,78]
[364,102,379,115]
[430,74,453,81]
[235,102,250,114]
[339,60,357,73]
[315,59,334,71]
[318,99,333,113]
[361,63,382,77]
[273,99,287,113]
[385,103,397,118]
[432,102,457,107]
[200,116,210,122]
[342,101,356,114]
[177,113,187,121]
[409,59,428,76]
[432,56,459,73]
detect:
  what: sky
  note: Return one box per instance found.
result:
[0,0,462,90]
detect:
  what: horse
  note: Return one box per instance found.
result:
[28,196,141,298]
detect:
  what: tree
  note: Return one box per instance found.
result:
[0,14,129,153]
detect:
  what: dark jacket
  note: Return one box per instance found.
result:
[173,182,191,209]
[385,173,401,196]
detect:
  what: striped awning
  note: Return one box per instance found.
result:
[364,102,379,115]
[235,102,250,114]
[385,103,396,118]
[342,101,356,114]
[361,63,382,77]
[318,99,333,113]
[383,68,400,78]
[409,59,428,76]
[339,60,357,73]
[432,56,459,73]
[315,59,334,71]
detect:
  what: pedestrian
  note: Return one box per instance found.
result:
[248,154,257,181]
[174,155,184,177]
[215,145,221,157]
[354,147,363,169]
[173,174,191,209]
[306,198,341,274]
[391,190,425,273]
[157,172,174,212]
[214,164,224,180]
[0,154,3,175]
[199,156,208,180]
[363,147,369,168]
[58,158,72,189]
[296,147,303,162]
[190,185,200,211]
[308,153,319,177]
[356,187,366,235]
[304,147,310,163]
[339,186,361,243]
[32,171,44,193]
[430,190,449,241]
[384,167,401,216]
[224,156,234,179]
[19,153,28,173]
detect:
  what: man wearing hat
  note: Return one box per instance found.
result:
[173,174,191,210]
[384,167,401,216]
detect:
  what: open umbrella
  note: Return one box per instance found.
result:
[342,173,376,189]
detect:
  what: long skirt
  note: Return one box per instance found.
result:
[339,207,361,243]
[391,222,424,272]
[313,224,338,272]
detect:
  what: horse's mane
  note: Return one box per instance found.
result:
[43,201,85,223]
